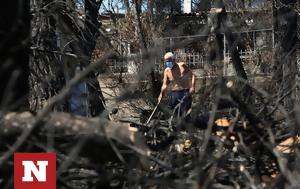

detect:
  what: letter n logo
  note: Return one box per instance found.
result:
[14,153,56,189]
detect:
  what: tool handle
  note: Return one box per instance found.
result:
[146,102,160,125]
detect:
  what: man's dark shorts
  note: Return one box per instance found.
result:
[170,89,192,115]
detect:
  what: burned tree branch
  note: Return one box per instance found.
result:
[1,112,138,144]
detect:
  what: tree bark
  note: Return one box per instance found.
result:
[82,0,106,116]
[273,0,298,109]
[124,0,130,12]
[0,111,149,188]
[30,0,106,116]
[134,0,148,50]
[297,0,300,102]
[212,0,251,102]
[29,0,67,112]
[1,112,143,147]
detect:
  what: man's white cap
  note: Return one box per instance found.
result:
[164,52,174,60]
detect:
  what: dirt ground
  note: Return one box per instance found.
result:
[98,72,272,123]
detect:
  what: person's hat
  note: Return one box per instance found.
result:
[164,52,174,60]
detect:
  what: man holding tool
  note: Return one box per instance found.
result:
[158,52,196,116]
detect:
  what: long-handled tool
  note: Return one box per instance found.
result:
[146,101,160,125]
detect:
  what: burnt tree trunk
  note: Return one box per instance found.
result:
[297,0,300,102]
[215,1,248,80]
[213,0,251,102]
[124,0,130,11]
[0,0,30,111]
[134,0,148,50]
[133,0,160,100]
[29,0,67,112]
[57,0,106,116]
[208,0,248,80]
[81,0,106,116]
[273,0,298,109]
[30,0,105,116]
[208,1,224,76]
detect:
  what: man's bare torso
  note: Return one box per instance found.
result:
[165,62,193,91]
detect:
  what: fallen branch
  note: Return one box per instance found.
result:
[0,111,149,156]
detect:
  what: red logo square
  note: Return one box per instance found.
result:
[14,153,56,189]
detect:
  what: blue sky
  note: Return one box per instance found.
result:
[100,0,125,13]
[76,0,267,14]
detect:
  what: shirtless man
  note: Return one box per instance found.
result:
[158,52,196,115]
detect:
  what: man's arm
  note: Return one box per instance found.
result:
[158,69,168,102]
[190,71,196,94]
[181,63,196,94]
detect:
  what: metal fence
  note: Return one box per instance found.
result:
[185,53,207,69]
[154,53,208,72]
[105,59,128,73]
[105,50,272,75]
[224,50,257,62]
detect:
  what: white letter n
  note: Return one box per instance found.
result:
[22,161,48,182]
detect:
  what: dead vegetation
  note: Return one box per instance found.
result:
[1,0,300,188]
[2,77,300,188]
